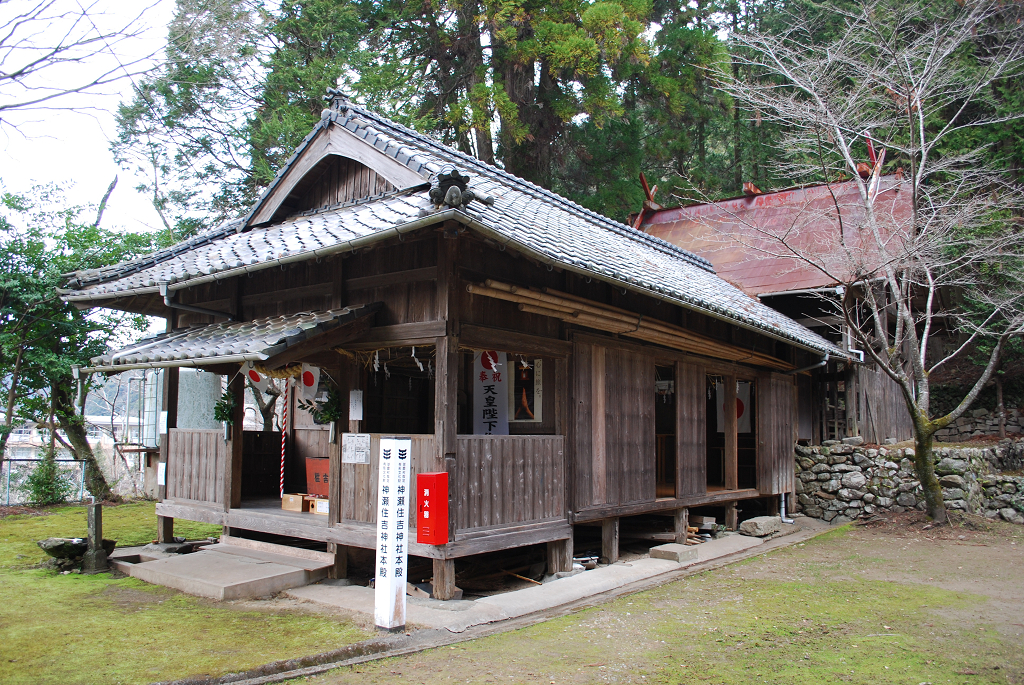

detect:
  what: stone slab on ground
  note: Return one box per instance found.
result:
[649,543,699,562]
[739,516,782,537]
[128,547,331,600]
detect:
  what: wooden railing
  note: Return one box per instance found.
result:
[166,429,227,505]
[455,435,565,531]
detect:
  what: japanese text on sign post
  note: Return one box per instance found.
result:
[472,350,508,435]
[374,437,411,630]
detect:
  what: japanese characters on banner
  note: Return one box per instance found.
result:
[374,437,411,630]
[299,363,320,401]
[243,361,270,392]
[472,350,508,435]
[715,381,752,433]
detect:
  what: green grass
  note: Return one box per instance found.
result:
[0,502,371,685]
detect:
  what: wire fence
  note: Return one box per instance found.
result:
[1,459,88,506]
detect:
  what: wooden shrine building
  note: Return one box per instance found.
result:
[61,96,845,597]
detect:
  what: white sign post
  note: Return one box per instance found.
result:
[374,437,411,631]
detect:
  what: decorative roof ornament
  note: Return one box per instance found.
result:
[429,166,495,210]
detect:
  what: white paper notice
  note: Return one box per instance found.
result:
[157,462,166,486]
[472,350,508,435]
[349,390,364,421]
[159,410,168,435]
[374,437,411,630]
[342,433,371,464]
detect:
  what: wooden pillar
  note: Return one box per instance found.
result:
[547,536,574,574]
[435,229,460,550]
[432,558,456,599]
[725,502,738,530]
[592,347,607,504]
[224,371,244,512]
[724,376,738,491]
[157,312,179,542]
[673,508,688,544]
[601,517,619,564]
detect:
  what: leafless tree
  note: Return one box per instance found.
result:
[718,0,1024,522]
[0,0,160,129]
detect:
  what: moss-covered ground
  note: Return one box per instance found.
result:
[304,515,1024,685]
[0,501,371,685]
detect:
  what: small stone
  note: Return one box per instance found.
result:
[853,453,870,466]
[884,438,896,445]
[795,445,813,457]
[1000,508,1024,525]
[798,493,815,506]
[841,472,867,489]
[1002,483,1018,495]
[904,447,916,457]
[832,444,854,455]
[799,471,817,482]
[821,479,842,493]
[896,493,917,507]
[803,505,823,518]
[815,491,836,501]
[650,543,699,563]
[837,488,863,501]
[817,473,833,481]
[936,458,969,476]
[822,510,838,522]
[946,499,968,511]
[842,436,865,446]
[863,504,876,514]
[942,488,966,500]
[939,474,966,489]
[831,515,853,525]
[862,492,876,503]
[972,407,989,418]
[739,516,782,537]
[830,454,849,465]
[810,463,831,473]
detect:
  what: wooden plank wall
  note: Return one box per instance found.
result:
[605,347,656,504]
[166,429,226,504]
[341,434,432,525]
[756,373,796,495]
[676,360,706,497]
[572,340,656,510]
[455,435,565,531]
[856,364,914,444]
[344,237,438,325]
[297,156,396,212]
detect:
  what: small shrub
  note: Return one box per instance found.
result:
[21,451,76,506]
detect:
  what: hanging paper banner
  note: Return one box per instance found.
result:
[473,350,508,435]
[716,381,752,433]
[243,361,269,393]
[300,364,321,401]
[374,437,411,631]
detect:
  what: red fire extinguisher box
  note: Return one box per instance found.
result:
[416,472,449,545]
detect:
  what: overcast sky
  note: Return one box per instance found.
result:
[1,0,176,234]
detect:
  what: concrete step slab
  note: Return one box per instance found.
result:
[128,548,330,600]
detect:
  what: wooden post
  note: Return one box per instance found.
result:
[724,376,737,491]
[601,517,619,564]
[224,371,245,512]
[432,558,456,599]
[327,542,348,579]
[435,230,460,555]
[673,508,688,543]
[547,536,574,574]
[157,314,179,542]
[592,347,607,504]
[725,502,738,530]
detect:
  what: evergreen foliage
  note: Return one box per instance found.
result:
[21,450,76,506]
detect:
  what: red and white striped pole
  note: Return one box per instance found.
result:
[279,379,289,498]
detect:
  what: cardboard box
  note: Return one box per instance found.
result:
[282,493,309,512]
[307,498,329,515]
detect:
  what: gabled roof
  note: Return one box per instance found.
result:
[61,99,844,358]
[641,179,908,298]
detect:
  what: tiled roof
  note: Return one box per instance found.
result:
[87,306,371,371]
[63,99,844,358]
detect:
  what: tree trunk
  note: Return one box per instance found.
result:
[913,428,946,523]
[52,382,115,502]
[996,376,1005,439]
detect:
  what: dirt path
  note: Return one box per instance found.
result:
[296,513,1024,685]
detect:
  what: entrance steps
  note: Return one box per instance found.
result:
[116,536,333,600]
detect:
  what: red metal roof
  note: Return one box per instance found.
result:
[641,178,910,297]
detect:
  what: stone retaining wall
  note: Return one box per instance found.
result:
[936,407,1023,443]
[793,438,1024,525]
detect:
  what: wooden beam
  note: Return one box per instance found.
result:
[725,502,738,531]
[436,232,459,543]
[572,488,761,521]
[345,266,437,292]
[601,517,619,564]
[263,309,378,370]
[344,320,447,349]
[327,543,348,579]
[459,323,572,358]
[241,281,333,306]
[157,316,179,541]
